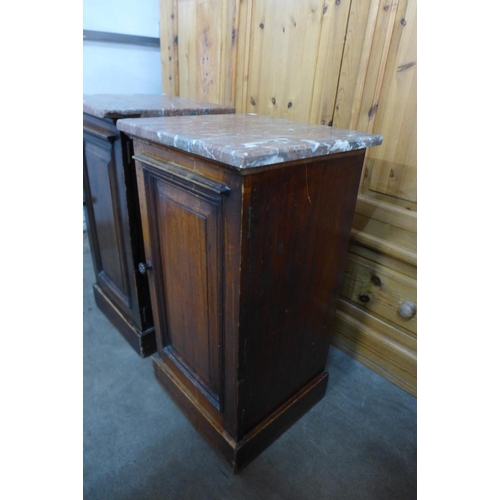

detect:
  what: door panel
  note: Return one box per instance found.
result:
[143,164,227,410]
[83,134,131,309]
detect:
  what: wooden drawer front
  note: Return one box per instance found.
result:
[340,253,417,336]
[332,300,417,396]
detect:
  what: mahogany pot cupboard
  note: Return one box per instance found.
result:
[83,95,235,356]
[116,114,382,472]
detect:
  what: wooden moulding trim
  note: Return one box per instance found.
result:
[332,335,417,397]
[331,309,417,397]
[334,308,417,363]
[133,154,231,195]
[156,354,226,428]
[233,372,328,472]
[350,228,417,266]
[356,194,417,233]
[83,114,119,139]
[152,353,329,472]
[337,297,417,346]
[83,126,116,141]
[347,243,417,280]
[164,346,222,413]
[152,353,237,468]
[237,372,328,445]
[93,284,156,357]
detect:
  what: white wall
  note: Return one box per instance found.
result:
[83,0,162,94]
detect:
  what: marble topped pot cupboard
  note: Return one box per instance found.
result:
[117,114,382,472]
[83,95,235,356]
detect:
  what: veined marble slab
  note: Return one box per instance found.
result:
[117,114,382,169]
[83,94,235,119]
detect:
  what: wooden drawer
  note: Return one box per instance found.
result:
[340,252,417,336]
[332,299,417,396]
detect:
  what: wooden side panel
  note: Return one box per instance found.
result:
[239,152,365,437]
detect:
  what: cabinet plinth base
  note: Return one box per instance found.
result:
[152,354,328,473]
[93,284,156,357]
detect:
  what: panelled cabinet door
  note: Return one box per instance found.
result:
[141,161,229,412]
[83,131,136,321]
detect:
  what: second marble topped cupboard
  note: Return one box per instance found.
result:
[83,95,235,356]
[118,114,382,471]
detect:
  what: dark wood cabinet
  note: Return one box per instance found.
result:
[83,95,234,356]
[83,114,155,356]
[119,114,382,470]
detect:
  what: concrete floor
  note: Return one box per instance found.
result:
[83,232,417,499]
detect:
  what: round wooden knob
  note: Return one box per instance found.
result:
[398,301,416,320]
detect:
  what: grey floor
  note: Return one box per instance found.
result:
[83,232,417,500]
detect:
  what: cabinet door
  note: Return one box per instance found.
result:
[83,128,135,321]
[142,161,229,412]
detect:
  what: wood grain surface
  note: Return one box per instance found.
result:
[158,0,418,395]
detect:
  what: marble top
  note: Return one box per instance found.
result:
[116,114,383,169]
[83,94,235,119]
